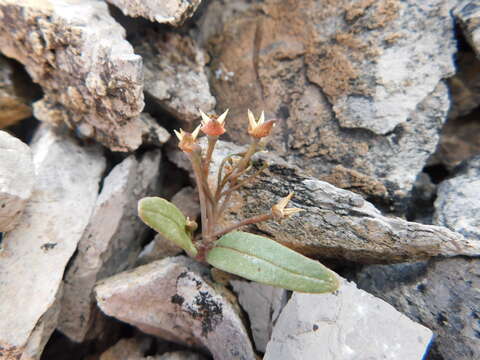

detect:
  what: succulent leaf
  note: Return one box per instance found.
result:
[138,197,197,257]
[206,231,339,293]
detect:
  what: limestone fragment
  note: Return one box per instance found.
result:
[0,131,34,232]
[434,155,480,242]
[264,279,433,360]
[135,32,215,125]
[0,126,105,359]
[355,257,480,360]
[230,281,288,352]
[106,0,202,26]
[454,1,480,58]
[58,150,162,342]
[171,139,480,263]
[95,256,256,360]
[0,0,144,151]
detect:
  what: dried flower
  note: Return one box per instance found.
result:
[247,109,276,138]
[174,125,201,153]
[200,109,229,137]
[271,192,303,220]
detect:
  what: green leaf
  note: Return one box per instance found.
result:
[206,231,339,293]
[138,197,197,257]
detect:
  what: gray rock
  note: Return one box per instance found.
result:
[170,139,480,263]
[95,256,256,360]
[264,279,433,360]
[99,337,152,360]
[106,0,202,26]
[0,126,105,360]
[135,32,215,125]
[0,55,32,128]
[434,155,480,242]
[58,150,162,342]
[0,131,34,232]
[200,0,453,206]
[230,281,288,352]
[0,0,144,151]
[154,352,207,360]
[354,257,480,360]
[454,1,480,58]
[140,113,171,146]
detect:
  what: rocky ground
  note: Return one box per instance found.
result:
[0,0,479,359]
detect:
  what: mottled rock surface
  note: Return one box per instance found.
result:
[0,131,34,232]
[0,56,32,128]
[355,257,480,360]
[0,0,144,151]
[264,279,432,360]
[95,256,256,360]
[0,126,105,360]
[135,32,215,126]
[199,0,454,206]
[171,140,480,263]
[230,281,288,352]
[434,156,480,242]
[58,150,162,342]
[106,0,202,26]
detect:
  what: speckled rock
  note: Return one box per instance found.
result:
[0,126,105,360]
[264,279,433,360]
[0,0,144,151]
[0,131,34,232]
[95,256,256,360]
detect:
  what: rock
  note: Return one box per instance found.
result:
[171,139,480,263]
[135,31,215,126]
[264,279,433,360]
[230,281,288,353]
[58,150,162,343]
[140,113,171,146]
[354,257,480,360]
[106,0,202,26]
[0,126,105,360]
[434,155,480,242]
[0,56,32,128]
[137,187,199,265]
[155,352,206,360]
[0,131,34,232]
[99,337,152,360]
[454,1,480,58]
[0,0,145,151]
[199,0,454,206]
[95,256,256,360]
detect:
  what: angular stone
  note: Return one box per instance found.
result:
[0,131,34,232]
[99,337,152,360]
[140,113,171,146]
[230,281,288,352]
[95,256,256,360]
[264,279,433,360]
[106,0,202,26]
[0,0,144,151]
[454,0,480,58]
[58,150,162,342]
[354,257,480,360]
[0,126,105,360]
[0,56,32,128]
[135,32,215,125]
[200,0,453,206]
[171,139,480,263]
[434,155,480,242]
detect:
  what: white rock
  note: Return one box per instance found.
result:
[0,126,105,359]
[264,279,433,360]
[58,150,162,342]
[106,0,202,26]
[95,256,256,360]
[230,281,288,353]
[0,131,34,232]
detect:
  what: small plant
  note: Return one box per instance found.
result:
[138,109,339,293]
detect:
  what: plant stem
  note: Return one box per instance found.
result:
[212,212,273,238]
[189,152,210,241]
[204,136,217,176]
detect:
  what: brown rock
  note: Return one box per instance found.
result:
[0,0,144,151]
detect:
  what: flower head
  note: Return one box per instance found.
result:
[247,109,276,138]
[200,109,229,137]
[271,192,303,220]
[174,125,201,153]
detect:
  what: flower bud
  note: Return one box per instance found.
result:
[247,109,276,138]
[272,192,303,220]
[174,125,201,153]
[200,109,228,137]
